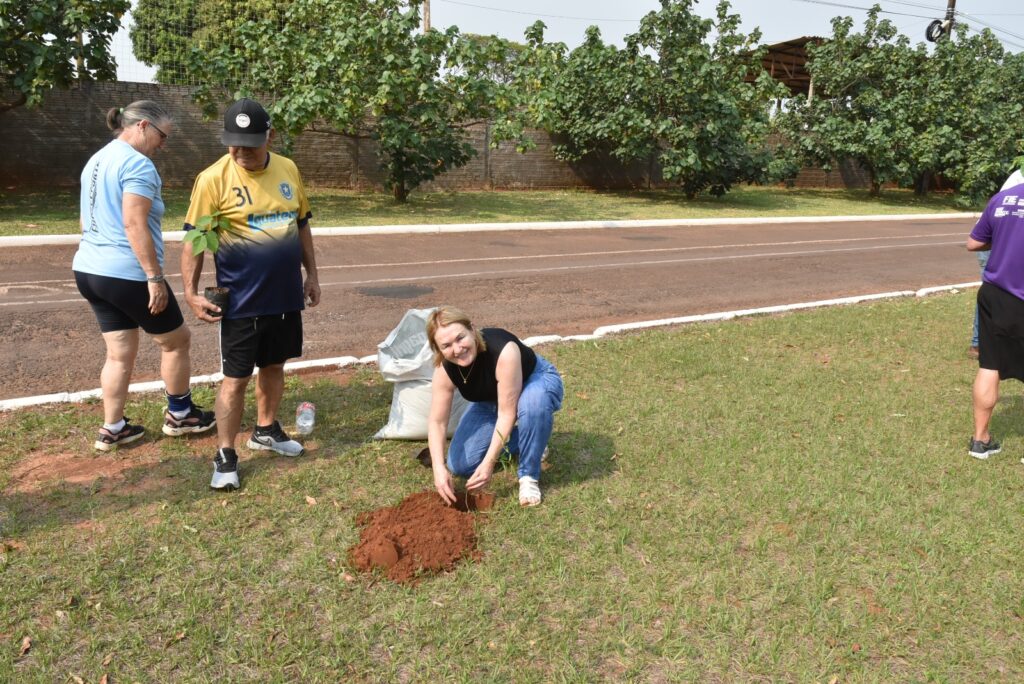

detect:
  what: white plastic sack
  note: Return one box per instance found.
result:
[374,307,470,440]
[373,379,470,440]
[376,308,436,382]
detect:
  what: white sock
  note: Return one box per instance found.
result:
[104,418,126,433]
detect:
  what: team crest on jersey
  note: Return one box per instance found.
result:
[279,182,293,200]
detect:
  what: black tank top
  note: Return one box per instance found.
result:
[442,328,537,402]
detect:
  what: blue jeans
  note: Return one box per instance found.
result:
[972,250,991,347]
[447,355,564,481]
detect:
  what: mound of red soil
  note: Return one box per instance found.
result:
[349,491,484,583]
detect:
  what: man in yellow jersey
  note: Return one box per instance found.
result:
[181,98,321,490]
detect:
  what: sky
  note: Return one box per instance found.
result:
[111,0,1023,82]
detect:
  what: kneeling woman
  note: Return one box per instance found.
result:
[426,307,564,507]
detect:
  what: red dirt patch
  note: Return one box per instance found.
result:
[7,450,144,494]
[349,490,484,583]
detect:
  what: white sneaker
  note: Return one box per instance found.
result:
[211,449,240,490]
[246,421,304,457]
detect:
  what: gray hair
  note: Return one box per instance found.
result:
[105,100,172,134]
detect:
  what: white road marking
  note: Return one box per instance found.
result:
[0,231,967,287]
[0,237,970,307]
[0,281,981,411]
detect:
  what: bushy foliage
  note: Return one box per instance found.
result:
[497,0,784,198]
[776,5,1024,204]
[166,0,508,202]
[0,0,130,112]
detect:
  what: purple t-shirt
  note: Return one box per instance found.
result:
[970,187,1024,300]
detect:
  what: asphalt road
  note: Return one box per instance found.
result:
[0,216,979,401]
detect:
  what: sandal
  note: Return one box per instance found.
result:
[519,476,542,507]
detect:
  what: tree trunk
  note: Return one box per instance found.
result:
[914,171,932,196]
[393,181,408,203]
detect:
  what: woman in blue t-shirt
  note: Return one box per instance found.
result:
[425,306,564,507]
[72,100,214,451]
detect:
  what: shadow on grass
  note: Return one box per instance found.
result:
[542,429,618,495]
[989,394,1024,441]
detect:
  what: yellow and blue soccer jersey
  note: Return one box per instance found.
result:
[184,152,312,318]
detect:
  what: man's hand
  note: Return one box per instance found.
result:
[185,292,222,323]
[304,277,321,307]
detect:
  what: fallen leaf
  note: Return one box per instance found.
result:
[575,392,589,400]
[102,653,113,666]
[828,676,839,684]
[487,641,496,649]
[182,524,197,533]
[19,635,31,656]
[342,573,355,583]
[221,500,228,508]
[166,631,186,647]
[100,675,109,684]
[852,643,862,653]
[69,675,84,684]
[305,495,317,506]
[55,610,68,621]
[25,223,40,229]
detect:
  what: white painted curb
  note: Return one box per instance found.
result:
[0,281,981,412]
[0,212,979,247]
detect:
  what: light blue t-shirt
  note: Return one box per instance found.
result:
[72,139,164,281]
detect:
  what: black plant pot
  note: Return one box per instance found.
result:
[204,286,229,318]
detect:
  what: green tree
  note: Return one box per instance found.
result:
[0,0,129,112]
[130,0,286,85]
[779,8,918,196]
[497,1,784,198]
[183,0,501,202]
[778,7,1024,204]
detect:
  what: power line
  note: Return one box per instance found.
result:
[956,10,1024,46]
[436,0,643,23]
[793,0,934,21]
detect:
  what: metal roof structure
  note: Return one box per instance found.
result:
[755,36,824,96]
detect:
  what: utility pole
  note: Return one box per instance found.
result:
[925,0,956,42]
[423,0,431,33]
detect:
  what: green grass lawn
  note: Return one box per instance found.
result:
[0,186,978,237]
[2,289,1021,681]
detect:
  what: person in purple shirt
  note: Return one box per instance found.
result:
[966,181,1024,459]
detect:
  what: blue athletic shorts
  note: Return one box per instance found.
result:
[74,270,184,335]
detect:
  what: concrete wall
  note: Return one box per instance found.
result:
[0,80,861,191]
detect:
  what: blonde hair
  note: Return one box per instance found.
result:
[426,306,487,367]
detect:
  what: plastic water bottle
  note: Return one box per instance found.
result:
[295,401,316,435]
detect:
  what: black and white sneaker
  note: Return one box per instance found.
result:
[211,448,240,490]
[162,405,216,436]
[968,437,1001,460]
[246,421,304,457]
[94,418,145,451]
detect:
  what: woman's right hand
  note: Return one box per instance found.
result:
[434,467,456,505]
[148,281,168,315]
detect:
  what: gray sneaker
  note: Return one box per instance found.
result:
[211,448,240,490]
[247,421,304,457]
[968,437,1001,460]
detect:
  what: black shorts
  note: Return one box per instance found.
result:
[220,311,303,378]
[977,281,1024,381]
[74,270,184,335]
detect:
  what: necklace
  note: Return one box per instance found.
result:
[457,359,475,384]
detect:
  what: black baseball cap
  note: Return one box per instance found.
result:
[221,98,271,147]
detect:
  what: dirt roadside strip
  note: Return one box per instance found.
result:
[0,279,981,413]
[0,212,981,247]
